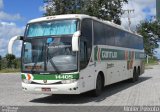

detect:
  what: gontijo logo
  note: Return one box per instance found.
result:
[101,51,117,59]
[94,46,120,61]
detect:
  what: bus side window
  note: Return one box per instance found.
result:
[81,19,92,69]
[24,42,32,63]
[80,41,88,69]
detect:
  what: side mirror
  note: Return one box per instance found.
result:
[72,31,80,51]
[8,36,24,54]
[19,36,24,40]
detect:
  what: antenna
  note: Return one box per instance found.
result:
[123,9,134,31]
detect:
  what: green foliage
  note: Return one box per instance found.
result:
[5,54,16,68]
[145,56,158,66]
[84,0,128,25]
[44,0,84,16]
[44,0,128,25]
[137,20,160,56]
[0,54,21,72]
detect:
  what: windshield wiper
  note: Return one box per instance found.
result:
[46,45,60,74]
[48,58,60,74]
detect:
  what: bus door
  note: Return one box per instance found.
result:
[79,40,95,92]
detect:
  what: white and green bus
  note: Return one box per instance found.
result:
[8,14,145,96]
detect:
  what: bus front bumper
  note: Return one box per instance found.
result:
[22,82,80,94]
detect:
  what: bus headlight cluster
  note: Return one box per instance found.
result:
[22,79,32,84]
[61,79,77,84]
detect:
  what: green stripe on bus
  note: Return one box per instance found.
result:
[100,48,125,60]
[21,73,79,80]
[94,47,145,61]
[21,74,26,79]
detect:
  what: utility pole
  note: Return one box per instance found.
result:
[123,9,134,31]
[147,55,149,64]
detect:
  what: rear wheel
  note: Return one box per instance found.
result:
[132,68,137,82]
[93,74,103,97]
[136,67,140,80]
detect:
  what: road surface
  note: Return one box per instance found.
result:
[0,65,160,106]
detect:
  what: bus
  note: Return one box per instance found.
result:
[8,14,145,96]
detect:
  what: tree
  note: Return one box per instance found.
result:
[5,54,16,68]
[43,0,128,25]
[44,0,84,16]
[84,0,128,25]
[1,58,7,69]
[13,58,21,69]
[137,20,160,56]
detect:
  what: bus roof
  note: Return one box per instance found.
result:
[28,14,142,38]
[28,14,90,23]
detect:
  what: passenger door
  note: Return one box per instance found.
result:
[79,40,95,92]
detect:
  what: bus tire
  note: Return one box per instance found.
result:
[93,74,103,97]
[132,68,137,83]
[136,67,140,80]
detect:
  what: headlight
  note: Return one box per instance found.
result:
[61,79,77,84]
[22,79,32,84]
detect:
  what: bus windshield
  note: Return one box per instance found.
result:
[26,19,79,37]
[22,37,77,73]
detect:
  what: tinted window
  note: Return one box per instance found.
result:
[94,21,115,46]
[127,33,133,48]
[114,29,144,50]
[81,19,92,46]
[92,20,143,50]
[94,21,105,45]
[80,41,88,69]
[115,29,122,47]
[80,19,93,69]
[105,25,115,46]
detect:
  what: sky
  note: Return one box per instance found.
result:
[121,0,156,30]
[0,0,159,58]
[0,0,44,57]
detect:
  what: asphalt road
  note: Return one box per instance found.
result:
[0,65,160,107]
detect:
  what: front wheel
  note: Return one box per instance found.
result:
[92,74,103,97]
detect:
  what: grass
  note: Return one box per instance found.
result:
[145,59,159,69]
[145,59,158,66]
[0,69,20,73]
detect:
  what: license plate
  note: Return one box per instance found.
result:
[42,88,51,92]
